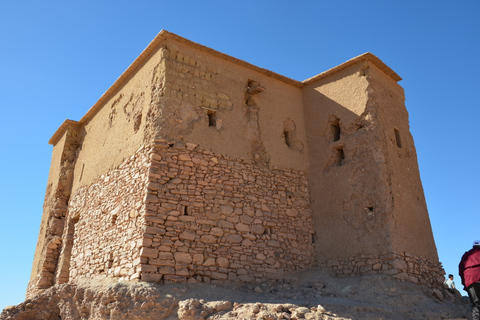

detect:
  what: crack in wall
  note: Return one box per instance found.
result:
[364,74,398,236]
[244,80,269,165]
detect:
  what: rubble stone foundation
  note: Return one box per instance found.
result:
[322,251,444,285]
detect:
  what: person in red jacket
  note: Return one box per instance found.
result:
[459,240,480,320]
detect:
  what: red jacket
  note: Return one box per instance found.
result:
[459,246,480,289]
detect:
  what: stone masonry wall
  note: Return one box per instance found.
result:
[140,139,315,283]
[56,141,444,288]
[322,251,445,285]
[66,146,151,282]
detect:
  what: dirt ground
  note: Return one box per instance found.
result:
[1,267,472,320]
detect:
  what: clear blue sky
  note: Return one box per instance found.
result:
[1,0,479,309]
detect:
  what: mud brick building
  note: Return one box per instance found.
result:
[28,30,444,298]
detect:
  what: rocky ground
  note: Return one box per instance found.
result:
[1,267,472,320]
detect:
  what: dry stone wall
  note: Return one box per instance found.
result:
[322,251,444,285]
[66,146,151,283]
[42,140,315,290]
[140,139,315,283]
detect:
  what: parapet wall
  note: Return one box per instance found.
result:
[140,139,315,283]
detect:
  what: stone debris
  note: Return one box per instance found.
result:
[2,270,471,320]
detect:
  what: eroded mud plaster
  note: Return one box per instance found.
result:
[28,31,443,298]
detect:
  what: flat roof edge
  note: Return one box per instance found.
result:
[77,30,168,126]
[48,35,402,145]
[76,30,302,127]
[48,119,80,145]
[163,31,303,88]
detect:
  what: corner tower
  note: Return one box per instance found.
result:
[302,53,443,284]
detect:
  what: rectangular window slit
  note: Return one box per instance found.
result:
[208,110,217,127]
[335,147,345,166]
[331,117,341,141]
[394,128,402,148]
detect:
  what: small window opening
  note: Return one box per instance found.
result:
[111,214,117,224]
[208,110,217,127]
[331,118,341,142]
[334,147,345,166]
[311,233,316,244]
[182,205,189,216]
[394,128,402,148]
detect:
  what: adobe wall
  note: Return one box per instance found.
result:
[71,35,308,204]
[140,139,314,283]
[153,39,308,171]
[69,46,165,193]
[366,65,439,262]
[29,31,444,297]
[303,62,394,259]
[29,35,311,295]
[302,61,443,284]
[29,46,166,293]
